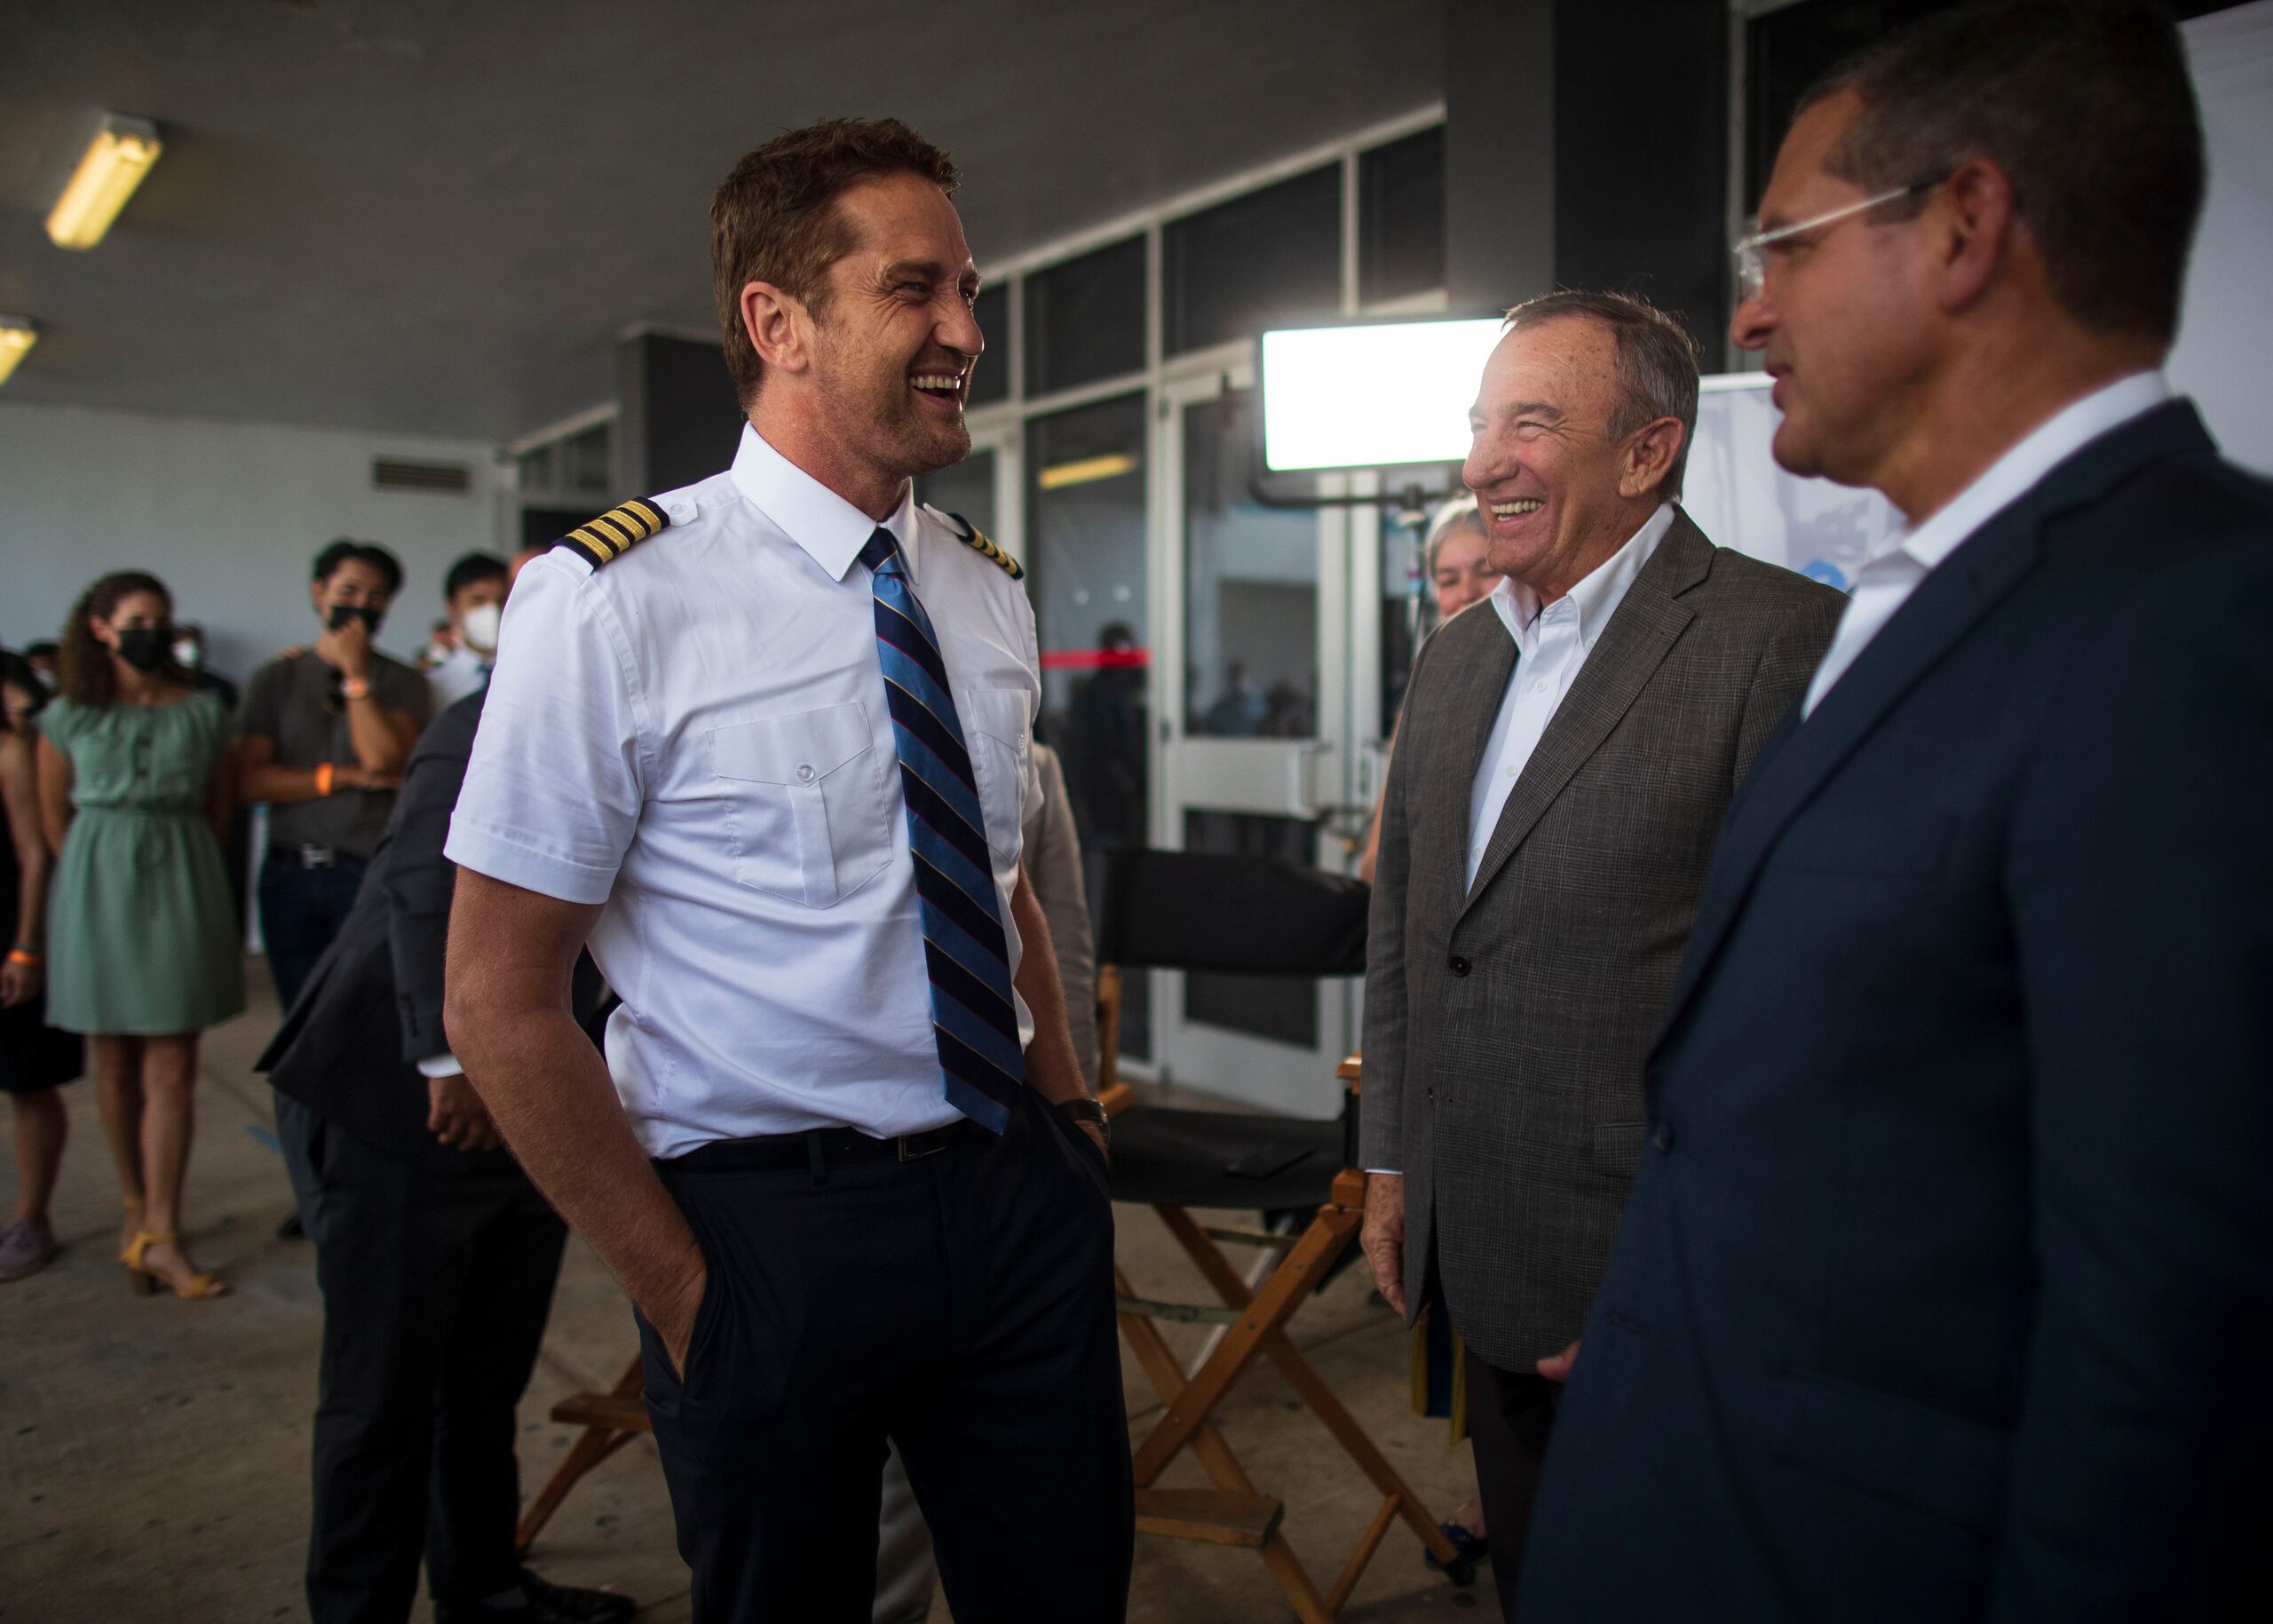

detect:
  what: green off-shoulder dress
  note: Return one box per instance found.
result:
[39,694,247,1034]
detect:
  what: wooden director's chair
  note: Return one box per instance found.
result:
[1094,850,1472,1620]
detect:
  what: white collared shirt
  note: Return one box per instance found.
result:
[1463,503,1675,890]
[1802,371,2171,717]
[425,643,491,709]
[447,424,1042,1157]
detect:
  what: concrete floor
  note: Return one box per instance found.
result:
[0,963,1487,1622]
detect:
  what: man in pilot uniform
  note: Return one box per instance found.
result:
[440,118,1131,1622]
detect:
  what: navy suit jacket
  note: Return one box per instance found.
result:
[1518,401,2273,1621]
[259,691,604,1176]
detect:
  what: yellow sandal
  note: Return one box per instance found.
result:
[123,1231,228,1300]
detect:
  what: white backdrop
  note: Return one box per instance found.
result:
[2169,0,2273,477]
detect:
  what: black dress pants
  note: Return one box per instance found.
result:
[1465,1351,1564,1622]
[306,1116,568,1624]
[635,1089,1133,1623]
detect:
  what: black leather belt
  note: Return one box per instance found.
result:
[661,1118,982,1175]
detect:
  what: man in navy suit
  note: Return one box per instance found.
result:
[1518,4,2273,1620]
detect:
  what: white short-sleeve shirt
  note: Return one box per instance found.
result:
[447,424,1042,1157]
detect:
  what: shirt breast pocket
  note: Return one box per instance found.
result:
[709,703,892,907]
[960,689,1031,863]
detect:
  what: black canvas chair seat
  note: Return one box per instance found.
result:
[1091,850,1469,1618]
[1106,1105,1342,1210]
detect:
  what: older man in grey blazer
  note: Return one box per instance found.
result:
[1360,289,1842,1616]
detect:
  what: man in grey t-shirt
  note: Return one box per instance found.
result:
[240,538,430,1240]
[239,539,431,1005]
[240,651,429,870]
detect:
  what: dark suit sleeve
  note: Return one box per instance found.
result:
[384,710,476,1064]
[1732,584,1844,788]
[1991,552,2273,1617]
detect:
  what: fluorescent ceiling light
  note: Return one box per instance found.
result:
[1038,453,1139,491]
[0,319,35,387]
[47,115,164,250]
[1260,318,1504,472]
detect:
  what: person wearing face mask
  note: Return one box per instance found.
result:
[169,622,240,712]
[22,642,62,695]
[424,553,510,709]
[240,539,431,1240]
[1,649,84,1284]
[35,574,246,1299]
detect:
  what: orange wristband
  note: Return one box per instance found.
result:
[5,948,39,967]
[315,763,336,796]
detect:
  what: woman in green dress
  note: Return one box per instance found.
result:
[37,571,246,1300]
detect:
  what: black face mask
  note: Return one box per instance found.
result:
[115,626,173,673]
[327,604,384,634]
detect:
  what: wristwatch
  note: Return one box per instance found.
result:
[1057,1096,1110,1147]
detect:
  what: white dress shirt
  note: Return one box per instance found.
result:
[447,424,1043,1157]
[1463,503,1675,891]
[1802,371,2171,717]
[424,644,491,709]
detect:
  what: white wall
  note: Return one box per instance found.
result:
[0,401,504,685]
[2172,0,2273,477]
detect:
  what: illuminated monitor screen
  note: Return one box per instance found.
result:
[1258,317,1502,472]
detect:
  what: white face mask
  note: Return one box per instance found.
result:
[460,603,503,656]
[172,638,202,670]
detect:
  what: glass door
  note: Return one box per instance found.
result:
[1154,368,1360,1118]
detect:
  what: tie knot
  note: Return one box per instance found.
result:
[859,527,903,576]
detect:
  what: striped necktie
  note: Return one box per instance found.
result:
[860,527,1024,1133]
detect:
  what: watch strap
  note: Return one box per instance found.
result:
[1056,1097,1109,1134]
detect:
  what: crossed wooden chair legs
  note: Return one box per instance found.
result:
[1119,1169,1467,1622]
[516,1355,648,1557]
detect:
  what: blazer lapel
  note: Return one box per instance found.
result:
[1659,400,2218,1031]
[1459,515,1709,919]
[1428,616,1517,919]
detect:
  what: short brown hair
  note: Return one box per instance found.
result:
[710,117,961,406]
[1502,289,1703,500]
[1798,0,2204,345]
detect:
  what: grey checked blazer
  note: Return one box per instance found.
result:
[1360,511,1843,1370]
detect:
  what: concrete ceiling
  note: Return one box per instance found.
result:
[0,0,1442,442]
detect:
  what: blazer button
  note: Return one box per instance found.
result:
[1652,1121,1675,1153]
[1447,955,1470,977]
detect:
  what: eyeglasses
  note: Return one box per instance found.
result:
[1732,176,1947,302]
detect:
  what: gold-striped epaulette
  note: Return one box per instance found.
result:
[551,499,670,568]
[944,511,1023,580]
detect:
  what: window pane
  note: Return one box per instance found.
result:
[1358,127,1445,305]
[1183,392,1318,740]
[967,284,1010,408]
[1024,237,1146,397]
[1029,392,1151,1056]
[1164,164,1342,356]
[567,424,612,494]
[915,448,996,542]
[1182,811,1319,1050]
